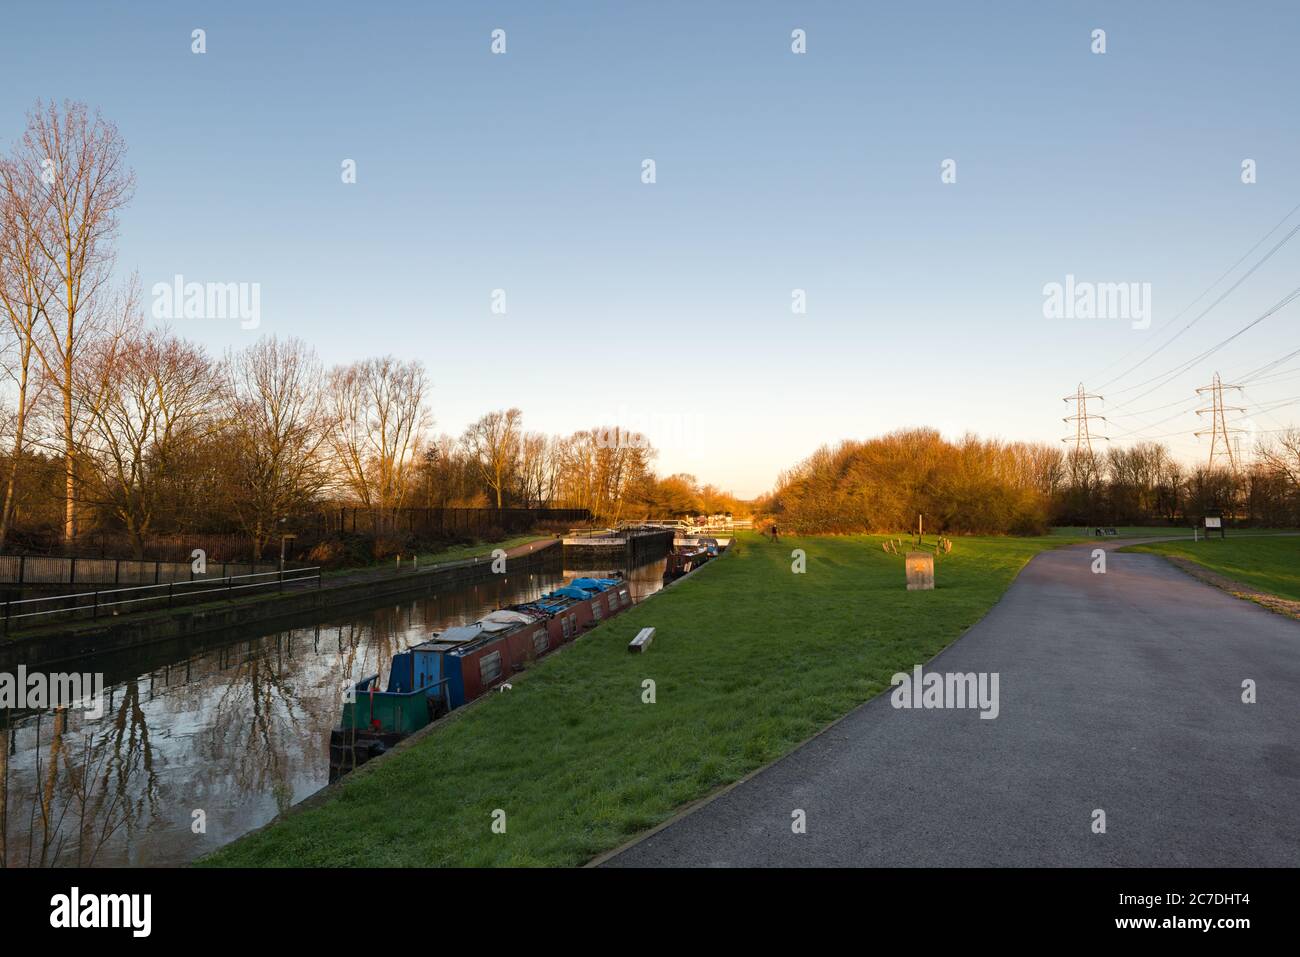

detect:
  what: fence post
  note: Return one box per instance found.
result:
[70,556,77,586]
[93,590,99,620]
[279,567,284,593]
[3,600,8,635]
[168,582,173,608]
[18,555,24,585]
[155,562,161,585]
[115,559,121,585]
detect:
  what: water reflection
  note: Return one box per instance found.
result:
[0,559,664,867]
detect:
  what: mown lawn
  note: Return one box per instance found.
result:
[202,532,1069,867]
[1123,535,1300,601]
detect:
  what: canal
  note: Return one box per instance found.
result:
[0,555,666,867]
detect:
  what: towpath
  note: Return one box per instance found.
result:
[603,540,1300,866]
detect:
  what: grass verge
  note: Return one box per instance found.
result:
[201,531,1070,867]
[1123,535,1300,602]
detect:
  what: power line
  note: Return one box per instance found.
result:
[1107,396,1202,440]
[1095,205,1300,392]
[1089,200,1300,386]
[1103,227,1300,395]
[1101,283,1300,415]
[1236,346,1300,384]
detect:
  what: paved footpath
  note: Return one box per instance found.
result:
[604,541,1300,866]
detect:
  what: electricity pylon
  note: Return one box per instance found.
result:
[1062,383,1108,454]
[1194,372,1246,473]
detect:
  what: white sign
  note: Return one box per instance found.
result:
[1205,517,1222,529]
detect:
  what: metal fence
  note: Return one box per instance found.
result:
[2,508,594,567]
[0,554,285,587]
[328,507,591,537]
[1,566,322,633]
[4,531,268,564]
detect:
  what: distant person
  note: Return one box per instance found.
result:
[770,524,779,542]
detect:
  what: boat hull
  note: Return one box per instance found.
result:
[328,578,633,781]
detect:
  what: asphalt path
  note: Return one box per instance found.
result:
[603,540,1300,866]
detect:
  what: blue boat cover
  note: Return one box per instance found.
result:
[568,578,618,591]
[547,585,595,600]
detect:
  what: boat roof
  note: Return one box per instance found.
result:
[479,609,539,632]
[430,624,483,644]
[412,575,626,652]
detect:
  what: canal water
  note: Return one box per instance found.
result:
[0,556,665,867]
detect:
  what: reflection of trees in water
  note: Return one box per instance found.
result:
[90,680,159,857]
[1,723,7,865]
[0,568,633,867]
[0,683,154,867]
[200,617,410,815]
[205,633,309,814]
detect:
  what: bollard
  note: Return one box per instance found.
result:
[905,552,935,591]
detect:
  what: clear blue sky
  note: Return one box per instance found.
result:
[3,1,1298,497]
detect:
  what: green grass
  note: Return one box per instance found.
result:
[201,531,1071,867]
[1123,535,1300,601]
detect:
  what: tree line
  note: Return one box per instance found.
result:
[0,100,744,559]
[759,428,1300,534]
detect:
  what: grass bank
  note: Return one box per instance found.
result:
[1123,535,1300,602]
[203,532,1071,867]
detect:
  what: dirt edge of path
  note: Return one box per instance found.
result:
[1165,556,1300,623]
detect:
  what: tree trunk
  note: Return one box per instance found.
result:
[63,351,76,544]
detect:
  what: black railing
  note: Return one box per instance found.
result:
[1,566,322,634]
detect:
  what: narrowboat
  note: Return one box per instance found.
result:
[328,575,633,781]
[663,536,720,584]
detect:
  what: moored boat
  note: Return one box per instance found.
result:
[663,536,721,583]
[328,575,633,781]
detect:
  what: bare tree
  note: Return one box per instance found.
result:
[460,408,522,508]
[81,325,219,557]
[326,357,431,523]
[5,100,135,543]
[227,337,331,557]
[515,432,555,507]
[1258,428,1300,489]
[0,150,53,548]
[552,427,654,521]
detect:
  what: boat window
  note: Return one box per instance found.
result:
[479,651,502,685]
[562,616,571,638]
[532,629,547,654]
[593,600,603,621]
